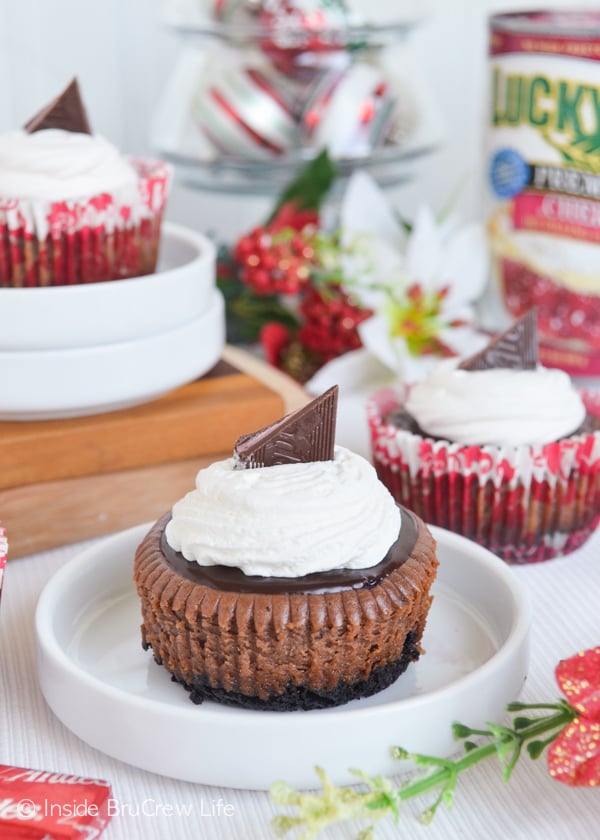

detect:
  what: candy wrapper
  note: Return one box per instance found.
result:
[0,764,112,839]
[0,523,6,605]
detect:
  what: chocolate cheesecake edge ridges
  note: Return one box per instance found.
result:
[134,511,438,711]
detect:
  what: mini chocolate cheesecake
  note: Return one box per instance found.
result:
[134,506,438,711]
[133,386,439,711]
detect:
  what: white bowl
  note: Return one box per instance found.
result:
[35,522,529,790]
[0,222,216,351]
[0,289,224,420]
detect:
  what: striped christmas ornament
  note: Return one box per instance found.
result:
[302,62,396,158]
[258,0,351,80]
[193,56,298,159]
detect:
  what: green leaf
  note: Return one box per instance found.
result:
[441,786,456,809]
[513,716,536,730]
[419,806,436,826]
[269,149,338,221]
[391,209,413,234]
[453,722,490,739]
[453,723,474,738]
[502,743,522,781]
[527,740,548,760]
[221,283,299,344]
[270,781,302,806]
[271,814,303,837]
[506,701,568,713]
[526,731,564,761]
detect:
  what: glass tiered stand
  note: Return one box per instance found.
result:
[152,0,444,196]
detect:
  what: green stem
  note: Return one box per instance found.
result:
[396,709,575,803]
[270,703,579,839]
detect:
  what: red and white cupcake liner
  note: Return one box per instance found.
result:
[367,386,600,564]
[0,523,7,605]
[0,157,171,287]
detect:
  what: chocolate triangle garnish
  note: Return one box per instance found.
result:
[234,385,338,469]
[459,310,538,371]
[24,78,92,135]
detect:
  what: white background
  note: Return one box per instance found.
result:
[1,0,599,241]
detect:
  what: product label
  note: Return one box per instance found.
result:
[487,18,600,377]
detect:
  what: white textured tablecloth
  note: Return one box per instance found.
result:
[2,525,599,839]
[2,382,600,840]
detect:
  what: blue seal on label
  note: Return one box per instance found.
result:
[489,149,530,198]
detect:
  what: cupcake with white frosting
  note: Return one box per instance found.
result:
[0,79,171,287]
[134,386,439,710]
[367,312,600,563]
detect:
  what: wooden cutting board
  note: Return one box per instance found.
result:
[0,346,308,559]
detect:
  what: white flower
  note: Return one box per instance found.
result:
[307,172,489,394]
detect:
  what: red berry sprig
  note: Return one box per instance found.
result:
[234,223,318,297]
[298,284,372,363]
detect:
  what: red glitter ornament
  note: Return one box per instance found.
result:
[547,646,600,786]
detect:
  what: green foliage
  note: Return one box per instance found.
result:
[216,245,299,344]
[270,700,578,839]
[269,150,338,221]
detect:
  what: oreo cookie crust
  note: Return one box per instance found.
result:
[134,508,438,712]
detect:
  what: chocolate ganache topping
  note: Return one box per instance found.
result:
[160,507,418,594]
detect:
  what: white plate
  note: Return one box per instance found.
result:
[35,523,530,790]
[0,222,216,351]
[0,290,224,420]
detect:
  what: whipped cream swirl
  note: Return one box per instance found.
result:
[0,129,138,200]
[165,446,401,577]
[405,358,586,446]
